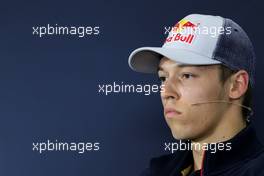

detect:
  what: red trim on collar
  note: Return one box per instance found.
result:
[200,151,206,176]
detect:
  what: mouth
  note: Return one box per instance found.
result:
[164,107,182,118]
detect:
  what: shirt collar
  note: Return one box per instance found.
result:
[164,123,264,175]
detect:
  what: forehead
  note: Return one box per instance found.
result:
[158,57,220,72]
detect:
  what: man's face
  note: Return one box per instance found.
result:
[159,57,229,141]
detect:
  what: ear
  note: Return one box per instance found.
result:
[228,70,249,99]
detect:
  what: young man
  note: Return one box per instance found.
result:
[128,14,264,176]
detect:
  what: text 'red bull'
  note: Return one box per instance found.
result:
[165,33,194,44]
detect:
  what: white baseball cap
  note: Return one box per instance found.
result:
[128,14,255,87]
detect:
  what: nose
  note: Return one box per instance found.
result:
[161,79,181,101]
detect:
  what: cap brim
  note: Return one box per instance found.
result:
[128,47,221,73]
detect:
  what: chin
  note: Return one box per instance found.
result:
[171,130,189,140]
[170,127,197,140]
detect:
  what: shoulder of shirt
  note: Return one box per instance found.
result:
[228,148,264,176]
[244,149,264,170]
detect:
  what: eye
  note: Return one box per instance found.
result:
[157,71,168,83]
[180,73,195,80]
[158,76,166,83]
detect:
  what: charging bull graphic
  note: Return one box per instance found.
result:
[173,19,199,33]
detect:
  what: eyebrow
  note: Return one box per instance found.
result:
[157,65,191,72]
[158,64,216,72]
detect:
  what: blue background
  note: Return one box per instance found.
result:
[0,0,263,175]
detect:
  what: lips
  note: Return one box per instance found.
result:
[164,107,182,118]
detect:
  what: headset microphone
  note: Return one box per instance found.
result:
[190,100,253,122]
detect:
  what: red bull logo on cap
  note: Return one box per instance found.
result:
[173,19,199,33]
[165,19,199,44]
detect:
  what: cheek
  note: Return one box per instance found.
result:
[182,84,222,124]
[164,79,225,139]
[169,106,219,140]
[180,82,222,104]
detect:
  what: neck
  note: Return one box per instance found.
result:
[192,149,205,171]
[191,105,247,171]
